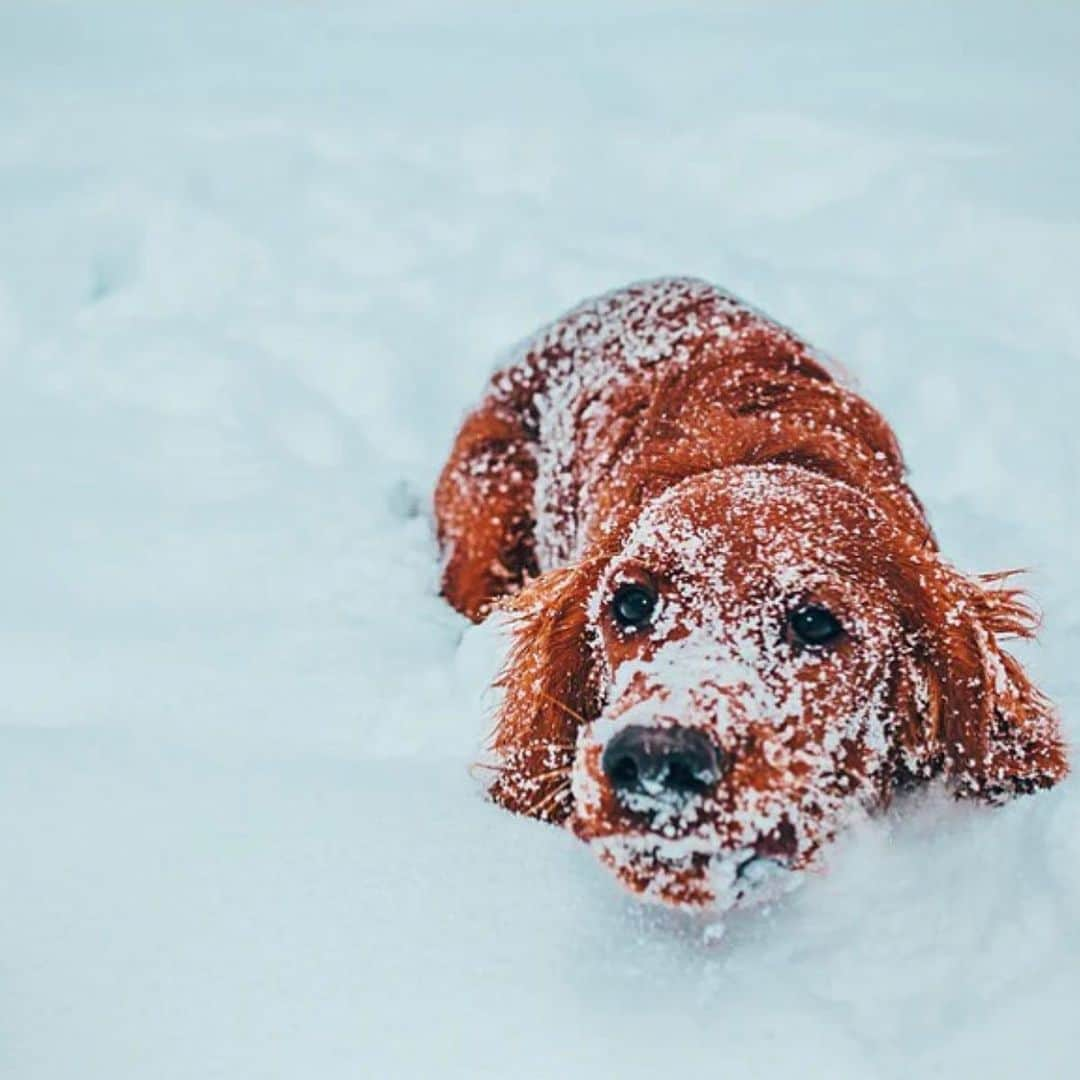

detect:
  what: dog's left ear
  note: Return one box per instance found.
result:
[484,558,606,823]
[910,564,1068,800]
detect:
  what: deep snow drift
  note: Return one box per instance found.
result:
[0,3,1077,1077]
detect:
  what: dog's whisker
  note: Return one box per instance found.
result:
[537,690,588,726]
[470,755,573,784]
[524,781,572,819]
[524,765,572,783]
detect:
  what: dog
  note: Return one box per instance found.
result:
[434,277,1068,909]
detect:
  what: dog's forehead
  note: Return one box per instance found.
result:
[624,466,883,576]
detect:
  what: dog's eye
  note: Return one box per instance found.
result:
[611,584,656,629]
[787,605,845,647]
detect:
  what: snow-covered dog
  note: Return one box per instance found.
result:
[434,278,1067,909]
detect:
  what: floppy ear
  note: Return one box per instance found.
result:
[912,565,1068,801]
[485,560,605,824]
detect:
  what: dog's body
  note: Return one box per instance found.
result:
[435,278,1067,909]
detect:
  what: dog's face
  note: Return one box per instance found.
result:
[489,464,1066,912]
[572,467,914,907]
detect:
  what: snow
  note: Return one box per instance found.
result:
[0,1,1077,1077]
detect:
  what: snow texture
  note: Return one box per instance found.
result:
[1,2,1078,1078]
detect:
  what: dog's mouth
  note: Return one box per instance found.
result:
[727,851,801,904]
[580,826,802,911]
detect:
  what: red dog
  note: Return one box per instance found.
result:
[435,278,1068,909]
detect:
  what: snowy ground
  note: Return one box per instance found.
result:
[1,2,1078,1077]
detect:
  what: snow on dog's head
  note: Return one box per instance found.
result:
[572,467,908,908]
[485,465,1066,911]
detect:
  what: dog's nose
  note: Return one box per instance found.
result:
[601,725,722,797]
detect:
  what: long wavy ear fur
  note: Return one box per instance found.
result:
[485,561,605,824]
[908,564,1068,801]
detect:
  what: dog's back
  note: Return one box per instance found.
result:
[436,277,926,620]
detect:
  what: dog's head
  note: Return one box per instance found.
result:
[487,465,1067,909]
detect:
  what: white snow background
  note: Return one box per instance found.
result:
[1,3,1078,1077]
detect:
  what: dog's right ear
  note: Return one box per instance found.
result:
[486,560,606,824]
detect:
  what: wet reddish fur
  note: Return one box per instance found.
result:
[434,281,1068,834]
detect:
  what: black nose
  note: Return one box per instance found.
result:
[601,725,722,797]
